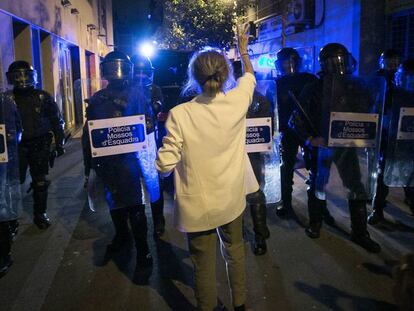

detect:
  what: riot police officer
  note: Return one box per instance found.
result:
[290,43,381,253]
[0,92,21,277]
[82,51,152,267]
[131,54,166,237]
[378,49,401,81]
[368,59,414,224]
[6,61,65,229]
[233,60,270,255]
[271,48,322,218]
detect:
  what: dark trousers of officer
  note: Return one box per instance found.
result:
[95,158,149,256]
[18,135,52,215]
[150,178,165,233]
[280,129,309,209]
[306,148,327,227]
[309,147,368,235]
[0,221,12,270]
[247,153,269,240]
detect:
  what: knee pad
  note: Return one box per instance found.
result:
[32,179,50,192]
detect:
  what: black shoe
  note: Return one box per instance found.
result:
[136,252,153,268]
[276,205,286,217]
[276,202,293,217]
[0,255,13,278]
[351,231,381,253]
[107,233,132,252]
[33,213,51,229]
[253,236,267,256]
[234,305,246,311]
[367,210,384,225]
[305,223,321,239]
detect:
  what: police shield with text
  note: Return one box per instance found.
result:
[131,54,165,237]
[6,61,65,229]
[369,60,414,224]
[272,48,334,223]
[0,93,22,277]
[290,43,382,253]
[82,51,156,268]
[234,61,276,255]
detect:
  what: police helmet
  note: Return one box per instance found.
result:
[395,59,414,92]
[379,49,401,73]
[319,43,355,75]
[275,48,301,76]
[100,51,133,82]
[130,54,155,86]
[6,61,38,89]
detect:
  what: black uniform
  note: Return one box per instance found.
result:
[369,63,414,223]
[274,73,318,211]
[82,51,153,267]
[290,43,381,254]
[12,87,64,227]
[6,60,65,229]
[0,92,21,277]
[246,90,271,255]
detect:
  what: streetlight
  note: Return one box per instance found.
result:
[139,41,156,58]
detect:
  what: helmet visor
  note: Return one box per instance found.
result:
[275,58,299,76]
[7,69,37,88]
[321,54,355,75]
[101,60,132,81]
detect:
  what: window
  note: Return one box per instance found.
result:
[390,9,414,59]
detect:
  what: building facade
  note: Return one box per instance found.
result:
[0,0,114,132]
[246,0,414,85]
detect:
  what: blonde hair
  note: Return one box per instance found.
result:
[182,47,235,97]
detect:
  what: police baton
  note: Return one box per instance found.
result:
[288,91,320,137]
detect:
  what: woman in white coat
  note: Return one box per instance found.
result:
[156,25,256,311]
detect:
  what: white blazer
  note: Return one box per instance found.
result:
[156,73,259,232]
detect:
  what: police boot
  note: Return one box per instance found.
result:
[249,203,270,256]
[305,193,324,239]
[150,195,165,238]
[368,178,388,225]
[129,206,153,268]
[32,181,51,229]
[0,222,13,278]
[107,209,131,252]
[349,200,381,253]
[277,188,293,217]
[367,208,385,225]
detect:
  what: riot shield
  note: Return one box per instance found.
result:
[383,88,414,186]
[81,81,161,210]
[246,116,281,204]
[315,75,385,201]
[0,93,22,223]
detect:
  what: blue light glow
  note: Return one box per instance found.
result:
[257,55,276,69]
[139,42,156,58]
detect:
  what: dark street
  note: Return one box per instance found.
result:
[1,136,412,311]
